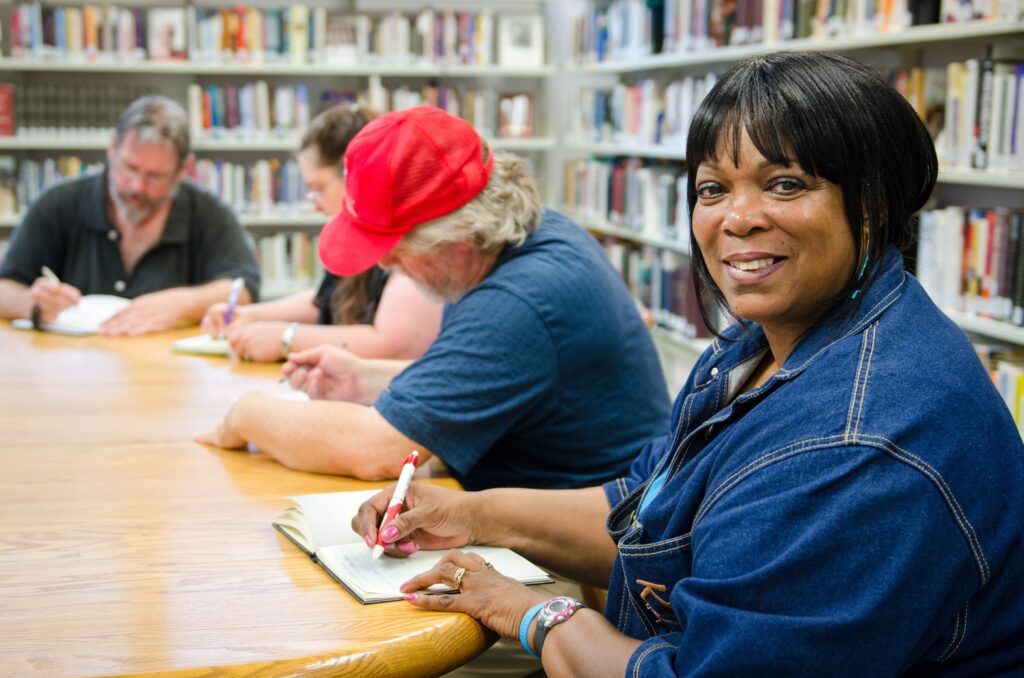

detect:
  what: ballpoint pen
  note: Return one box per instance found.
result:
[372,450,420,560]
[223,277,246,326]
[41,265,60,284]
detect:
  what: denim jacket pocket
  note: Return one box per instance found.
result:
[616,528,693,636]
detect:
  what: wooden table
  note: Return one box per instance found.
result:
[0,326,493,677]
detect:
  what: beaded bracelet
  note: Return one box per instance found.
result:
[518,602,546,659]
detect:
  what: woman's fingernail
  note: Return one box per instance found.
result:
[404,594,418,602]
[397,540,419,554]
[364,533,374,548]
[381,526,399,543]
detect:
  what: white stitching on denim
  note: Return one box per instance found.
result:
[852,324,878,438]
[694,434,847,524]
[692,432,990,586]
[950,600,969,658]
[631,641,677,678]
[856,434,989,584]
[846,332,871,442]
[936,609,961,661]
[619,534,692,557]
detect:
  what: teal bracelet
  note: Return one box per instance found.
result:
[518,602,546,659]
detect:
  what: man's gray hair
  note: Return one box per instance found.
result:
[397,151,542,256]
[113,95,191,169]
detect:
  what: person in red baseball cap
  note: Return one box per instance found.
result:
[198,105,670,497]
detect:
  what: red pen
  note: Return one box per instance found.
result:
[372,450,420,560]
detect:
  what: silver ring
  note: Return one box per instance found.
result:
[452,566,467,589]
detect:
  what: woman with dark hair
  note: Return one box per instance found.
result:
[201,105,442,361]
[350,52,1024,676]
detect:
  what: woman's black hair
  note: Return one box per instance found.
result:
[685,51,938,336]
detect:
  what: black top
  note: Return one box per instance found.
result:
[313,267,389,325]
[0,171,261,300]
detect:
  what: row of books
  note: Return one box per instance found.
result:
[937,54,1024,173]
[601,239,709,338]
[572,0,1016,63]
[0,154,319,218]
[570,74,718,148]
[189,81,538,142]
[564,159,690,245]
[0,82,151,138]
[257,231,324,291]
[8,4,545,68]
[974,342,1024,432]
[916,206,1024,325]
[188,83,310,140]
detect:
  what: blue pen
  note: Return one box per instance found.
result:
[223,277,246,326]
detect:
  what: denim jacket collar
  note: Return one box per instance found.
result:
[692,245,907,392]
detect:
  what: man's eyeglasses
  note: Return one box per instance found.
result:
[111,156,177,188]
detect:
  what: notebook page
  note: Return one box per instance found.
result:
[288,489,380,549]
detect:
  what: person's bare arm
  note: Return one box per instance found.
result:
[202,289,318,336]
[196,392,429,479]
[0,277,82,321]
[102,279,252,336]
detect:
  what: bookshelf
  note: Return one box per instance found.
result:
[0,0,555,299]
[561,8,1024,355]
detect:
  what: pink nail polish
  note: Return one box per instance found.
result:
[403,594,417,602]
[364,533,374,548]
[397,540,419,554]
[381,525,399,543]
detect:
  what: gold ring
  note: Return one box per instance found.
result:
[452,566,467,590]
[481,560,492,569]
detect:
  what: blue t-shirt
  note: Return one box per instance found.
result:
[374,210,671,490]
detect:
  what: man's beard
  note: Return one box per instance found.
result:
[397,268,466,304]
[109,182,177,226]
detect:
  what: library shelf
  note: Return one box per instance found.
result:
[945,309,1024,345]
[0,134,555,153]
[0,57,553,78]
[571,18,1024,74]
[566,209,690,255]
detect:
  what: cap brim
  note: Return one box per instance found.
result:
[318,209,406,276]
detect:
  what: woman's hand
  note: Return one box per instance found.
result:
[201,301,253,337]
[353,483,480,557]
[400,550,549,642]
[226,321,289,362]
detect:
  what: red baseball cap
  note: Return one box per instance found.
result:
[318,106,494,275]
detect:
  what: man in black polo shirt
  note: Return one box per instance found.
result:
[0,95,259,335]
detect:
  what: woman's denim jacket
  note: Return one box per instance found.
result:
[603,247,1024,676]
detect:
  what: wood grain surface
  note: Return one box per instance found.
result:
[0,325,492,677]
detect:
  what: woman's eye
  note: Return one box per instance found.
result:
[769,178,806,195]
[696,182,723,199]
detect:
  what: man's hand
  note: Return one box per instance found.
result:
[29,277,82,323]
[100,288,194,336]
[282,345,372,402]
[226,321,290,362]
[195,392,265,449]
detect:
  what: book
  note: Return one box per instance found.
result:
[273,490,553,604]
[11,294,130,335]
[497,13,544,68]
[171,333,231,356]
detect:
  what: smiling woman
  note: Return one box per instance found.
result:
[341,52,1024,678]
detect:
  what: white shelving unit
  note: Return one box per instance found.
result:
[571,19,1024,74]
[564,16,1024,348]
[0,0,557,297]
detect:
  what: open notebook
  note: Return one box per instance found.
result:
[171,333,231,356]
[11,294,130,335]
[273,489,552,604]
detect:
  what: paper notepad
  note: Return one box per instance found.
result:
[273,490,552,604]
[11,294,130,335]
[171,333,232,356]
